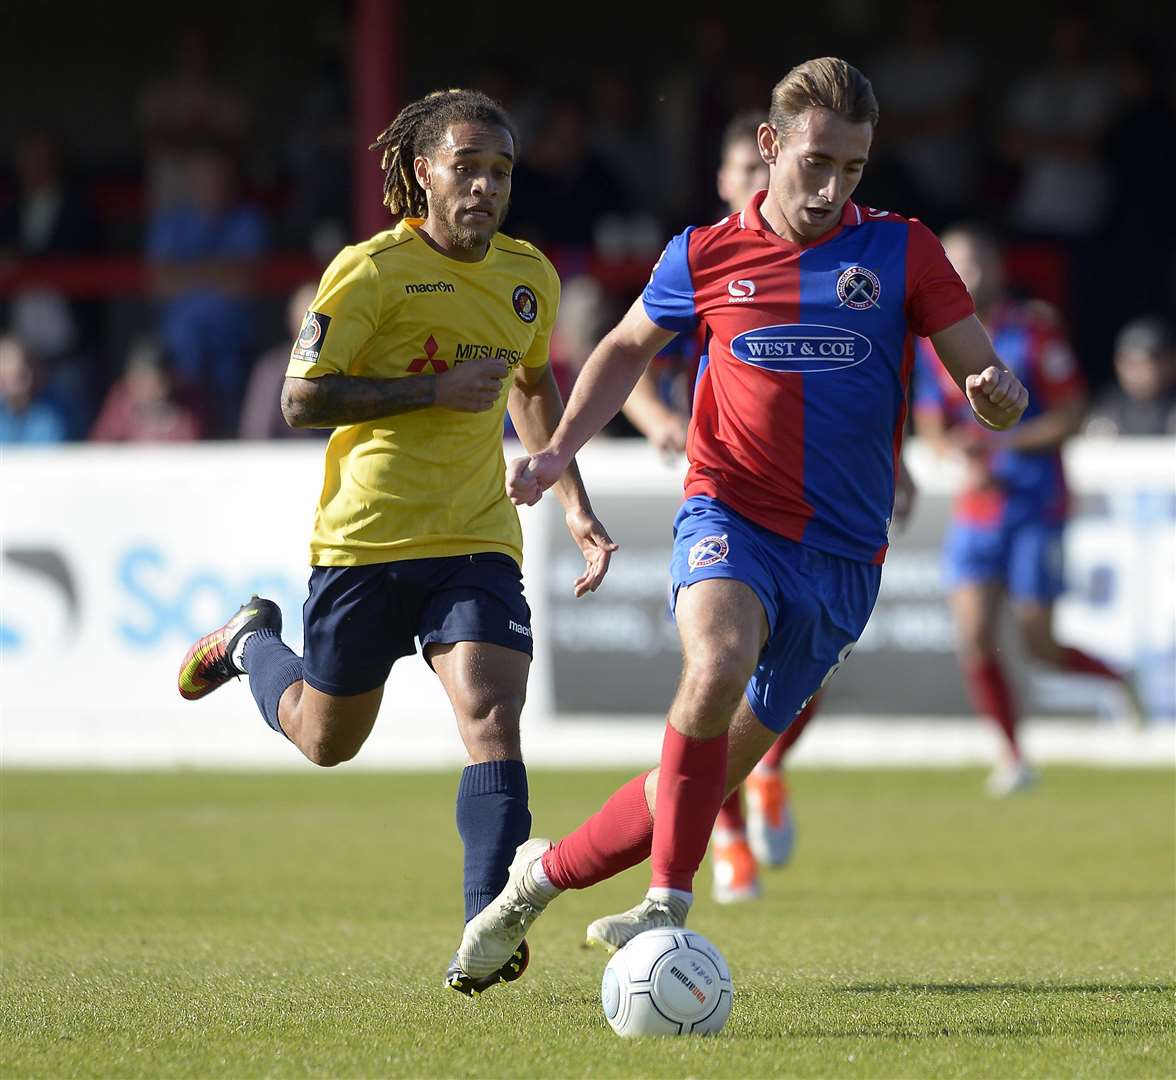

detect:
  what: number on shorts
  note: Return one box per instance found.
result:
[819,640,857,689]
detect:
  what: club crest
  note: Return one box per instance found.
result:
[512,285,538,323]
[688,534,729,570]
[836,266,881,311]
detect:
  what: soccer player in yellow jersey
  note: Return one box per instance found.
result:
[176,89,616,995]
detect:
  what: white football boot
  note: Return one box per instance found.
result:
[985,759,1040,798]
[457,838,556,979]
[585,893,690,953]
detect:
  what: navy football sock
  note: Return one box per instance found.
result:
[241,630,302,738]
[456,760,532,922]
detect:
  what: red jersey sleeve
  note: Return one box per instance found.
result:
[1028,311,1087,407]
[904,220,975,338]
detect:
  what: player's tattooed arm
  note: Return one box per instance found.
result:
[281,374,436,427]
[282,357,508,427]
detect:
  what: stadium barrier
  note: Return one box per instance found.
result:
[2,438,1172,768]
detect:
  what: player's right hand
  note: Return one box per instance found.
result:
[434,356,509,412]
[507,449,566,506]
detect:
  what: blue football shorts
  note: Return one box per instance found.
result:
[942,516,1065,603]
[301,552,533,696]
[669,496,882,734]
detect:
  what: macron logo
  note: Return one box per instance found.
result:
[509,620,532,639]
[727,279,756,303]
[404,281,455,294]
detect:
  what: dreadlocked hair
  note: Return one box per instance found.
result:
[369,89,517,218]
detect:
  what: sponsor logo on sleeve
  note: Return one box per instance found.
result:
[836,266,882,310]
[730,323,873,373]
[512,285,538,323]
[291,311,332,362]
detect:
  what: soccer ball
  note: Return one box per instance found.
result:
[601,928,734,1037]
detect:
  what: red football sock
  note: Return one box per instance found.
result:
[964,656,1020,759]
[650,724,729,892]
[714,790,745,835]
[760,693,821,769]
[1057,646,1123,683]
[542,772,653,891]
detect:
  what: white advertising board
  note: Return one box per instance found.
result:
[1,439,1172,768]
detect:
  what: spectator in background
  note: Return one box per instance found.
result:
[589,69,661,216]
[1085,317,1176,437]
[506,95,628,255]
[621,111,770,457]
[1101,41,1176,361]
[90,336,207,443]
[146,141,266,436]
[868,0,981,226]
[0,335,68,445]
[1002,15,1121,410]
[1003,15,1118,242]
[238,282,326,440]
[137,25,250,212]
[280,11,351,258]
[0,132,101,436]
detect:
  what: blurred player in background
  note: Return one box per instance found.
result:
[458,57,1029,978]
[622,111,915,904]
[175,89,615,995]
[914,224,1140,796]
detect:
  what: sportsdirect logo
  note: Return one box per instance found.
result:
[730,323,872,373]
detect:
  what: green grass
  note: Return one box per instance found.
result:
[2,768,1173,1078]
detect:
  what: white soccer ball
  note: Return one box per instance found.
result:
[601,928,734,1037]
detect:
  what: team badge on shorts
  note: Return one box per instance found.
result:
[836,266,881,311]
[512,285,538,323]
[688,534,730,570]
[291,310,332,362]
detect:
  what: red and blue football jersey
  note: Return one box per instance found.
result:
[642,190,974,563]
[915,301,1086,526]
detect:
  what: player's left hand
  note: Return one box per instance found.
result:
[564,507,618,597]
[966,366,1028,431]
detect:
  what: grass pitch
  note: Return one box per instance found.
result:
[2,767,1173,1078]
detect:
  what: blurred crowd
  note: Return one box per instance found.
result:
[1,7,1174,446]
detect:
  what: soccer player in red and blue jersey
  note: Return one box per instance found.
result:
[457,57,1030,975]
[915,224,1139,796]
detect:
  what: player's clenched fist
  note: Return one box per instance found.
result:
[507,449,566,506]
[965,365,1028,431]
[434,356,509,412]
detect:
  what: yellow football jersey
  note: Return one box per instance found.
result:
[286,218,560,567]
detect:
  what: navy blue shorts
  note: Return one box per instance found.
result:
[301,553,533,696]
[670,496,882,734]
[943,517,1065,603]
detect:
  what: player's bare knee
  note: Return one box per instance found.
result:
[456,697,524,759]
[679,654,753,714]
[302,737,361,768]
